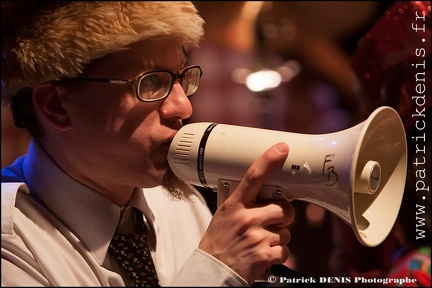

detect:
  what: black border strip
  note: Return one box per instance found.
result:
[197,123,218,187]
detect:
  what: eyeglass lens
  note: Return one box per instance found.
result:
[137,67,201,101]
[181,67,200,97]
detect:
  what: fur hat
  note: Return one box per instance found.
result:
[1,1,205,104]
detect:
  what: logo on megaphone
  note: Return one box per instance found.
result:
[168,106,407,247]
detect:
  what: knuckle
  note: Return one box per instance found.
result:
[253,248,272,266]
[244,167,261,184]
[270,245,290,266]
[236,213,260,235]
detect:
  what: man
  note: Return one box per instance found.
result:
[1,2,294,286]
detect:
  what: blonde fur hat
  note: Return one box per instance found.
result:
[1,1,205,104]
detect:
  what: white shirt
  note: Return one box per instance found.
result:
[1,140,248,286]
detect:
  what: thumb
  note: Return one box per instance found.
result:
[229,142,289,205]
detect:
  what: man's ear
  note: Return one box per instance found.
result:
[32,83,72,131]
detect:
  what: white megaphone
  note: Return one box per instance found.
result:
[168,106,407,247]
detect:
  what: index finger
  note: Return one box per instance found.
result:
[229,142,289,205]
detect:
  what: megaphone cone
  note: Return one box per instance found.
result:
[168,106,407,247]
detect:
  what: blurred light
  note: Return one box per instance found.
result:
[277,60,301,82]
[261,22,279,39]
[231,68,252,84]
[245,69,282,92]
[306,203,326,226]
[241,1,264,21]
[279,18,297,41]
[231,60,301,92]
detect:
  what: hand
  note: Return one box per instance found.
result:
[198,142,294,284]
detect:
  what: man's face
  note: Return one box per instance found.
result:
[57,38,194,198]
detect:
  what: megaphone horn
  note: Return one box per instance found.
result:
[168,106,407,247]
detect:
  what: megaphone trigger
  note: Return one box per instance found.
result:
[217,180,291,206]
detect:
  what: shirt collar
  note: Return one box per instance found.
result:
[21,140,155,265]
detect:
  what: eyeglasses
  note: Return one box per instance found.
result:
[73,65,202,102]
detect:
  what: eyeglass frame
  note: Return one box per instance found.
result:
[70,65,202,102]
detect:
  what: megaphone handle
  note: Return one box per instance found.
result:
[216,182,321,285]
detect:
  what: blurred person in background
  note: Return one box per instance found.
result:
[329,2,431,286]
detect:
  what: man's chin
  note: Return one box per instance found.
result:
[160,167,196,201]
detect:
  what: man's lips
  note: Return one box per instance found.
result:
[160,136,175,151]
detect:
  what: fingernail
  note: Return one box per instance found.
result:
[275,142,288,153]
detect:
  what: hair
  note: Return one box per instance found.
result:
[10,87,41,139]
[160,168,197,202]
[1,1,204,137]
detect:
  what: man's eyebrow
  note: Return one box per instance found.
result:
[141,55,187,71]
